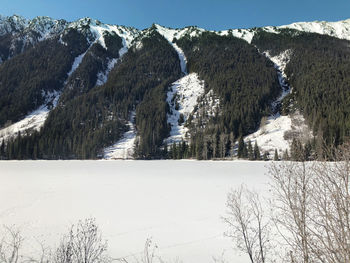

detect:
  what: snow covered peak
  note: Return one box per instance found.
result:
[154,24,205,42]
[26,16,68,41]
[279,18,350,41]
[0,14,28,36]
[224,18,350,43]
[66,17,140,49]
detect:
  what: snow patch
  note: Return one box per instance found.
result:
[96,58,118,86]
[67,51,87,77]
[245,111,312,157]
[245,115,292,156]
[231,29,256,43]
[165,73,205,143]
[104,112,136,159]
[0,91,60,142]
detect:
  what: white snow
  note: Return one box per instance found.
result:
[67,51,87,77]
[104,112,136,159]
[96,58,118,86]
[0,91,60,142]
[219,18,350,44]
[231,29,256,43]
[279,18,350,41]
[245,115,292,156]
[165,73,205,143]
[0,160,271,263]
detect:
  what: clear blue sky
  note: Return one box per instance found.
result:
[2,0,350,30]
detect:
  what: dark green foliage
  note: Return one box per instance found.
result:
[0,29,89,128]
[237,136,247,158]
[253,141,261,160]
[247,140,254,160]
[135,83,173,159]
[253,29,350,148]
[168,140,189,159]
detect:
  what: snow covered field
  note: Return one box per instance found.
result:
[0,161,271,263]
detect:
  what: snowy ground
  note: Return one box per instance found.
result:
[104,112,137,159]
[0,160,271,263]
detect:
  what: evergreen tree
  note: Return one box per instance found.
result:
[247,140,254,160]
[253,141,261,160]
[274,149,279,161]
[237,137,245,158]
[263,151,269,161]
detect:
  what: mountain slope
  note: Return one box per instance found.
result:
[1,15,350,160]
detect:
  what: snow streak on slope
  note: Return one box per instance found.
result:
[155,24,192,74]
[67,51,87,77]
[245,50,292,156]
[165,74,205,143]
[264,49,292,111]
[96,58,118,86]
[245,49,312,157]
[104,112,137,159]
[0,91,60,142]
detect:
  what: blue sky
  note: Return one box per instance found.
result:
[2,0,350,30]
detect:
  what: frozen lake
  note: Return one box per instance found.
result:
[0,160,271,263]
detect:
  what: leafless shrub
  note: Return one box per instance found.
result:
[54,218,110,263]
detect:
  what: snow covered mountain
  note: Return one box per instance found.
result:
[0,15,349,160]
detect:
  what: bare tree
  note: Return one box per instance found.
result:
[269,161,312,263]
[306,144,350,262]
[269,143,350,263]
[223,185,270,263]
[0,226,23,263]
